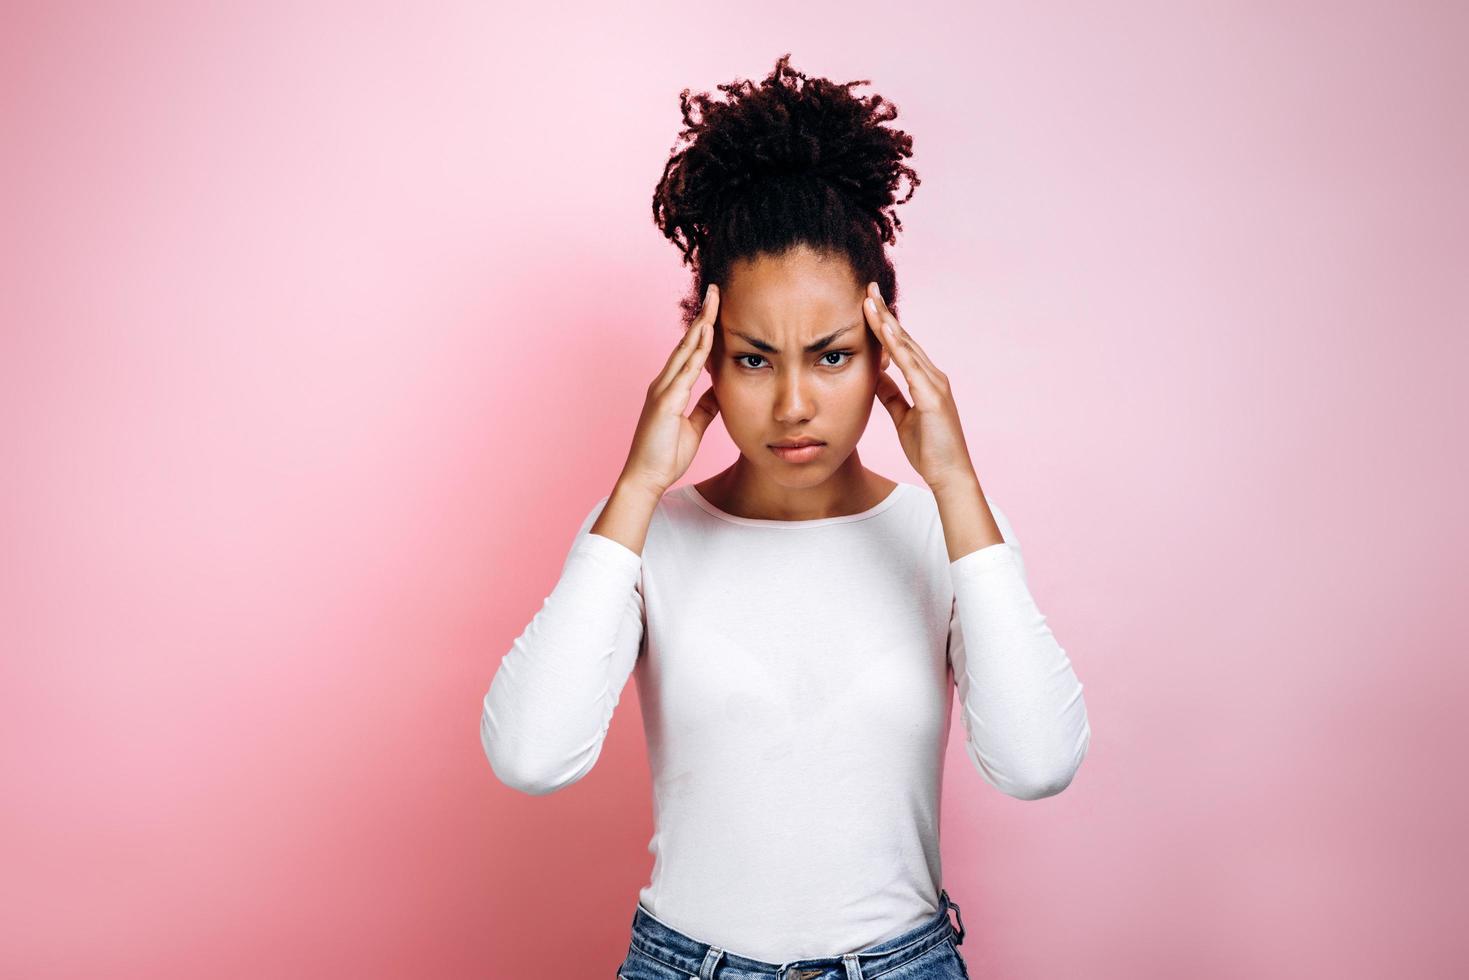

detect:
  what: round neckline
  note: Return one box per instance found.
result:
[682,481,910,528]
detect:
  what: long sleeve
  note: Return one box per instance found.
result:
[480,495,646,796]
[946,501,1092,800]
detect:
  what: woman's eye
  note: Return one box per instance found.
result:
[734,352,853,370]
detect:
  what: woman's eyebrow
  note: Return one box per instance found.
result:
[730,323,861,354]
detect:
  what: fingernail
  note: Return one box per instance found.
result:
[865,297,876,313]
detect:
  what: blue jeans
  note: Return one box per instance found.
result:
[616,890,972,979]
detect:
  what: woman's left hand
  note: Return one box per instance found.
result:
[864,281,979,493]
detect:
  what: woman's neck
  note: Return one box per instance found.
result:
[694,453,897,522]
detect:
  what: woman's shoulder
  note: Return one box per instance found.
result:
[575,484,703,542]
[897,480,1018,545]
[576,486,685,527]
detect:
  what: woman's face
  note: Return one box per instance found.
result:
[706,245,892,488]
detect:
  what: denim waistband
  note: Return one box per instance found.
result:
[625,890,967,980]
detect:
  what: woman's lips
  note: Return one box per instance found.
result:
[770,443,825,463]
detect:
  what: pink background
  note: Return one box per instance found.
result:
[4,2,1465,978]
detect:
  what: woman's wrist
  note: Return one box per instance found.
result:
[590,478,666,557]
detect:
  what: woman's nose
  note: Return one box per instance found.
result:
[772,375,813,423]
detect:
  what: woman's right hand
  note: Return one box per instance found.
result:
[616,283,722,497]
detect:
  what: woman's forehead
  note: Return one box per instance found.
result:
[723,260,862,327]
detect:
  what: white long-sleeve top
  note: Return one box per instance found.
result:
[481,480,1091,963]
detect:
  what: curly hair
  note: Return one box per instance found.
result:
[652,53,920,330]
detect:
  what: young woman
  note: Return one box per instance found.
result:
[482,54,1092,980]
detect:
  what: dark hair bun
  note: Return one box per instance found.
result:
[654,53,919,264]
[653,53,920,326]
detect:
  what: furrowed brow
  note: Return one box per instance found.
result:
[731,324,862,354]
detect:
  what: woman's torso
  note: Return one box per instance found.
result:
[630,480,961,962]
